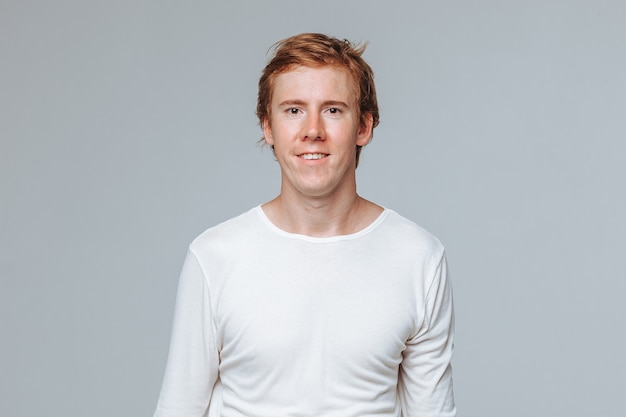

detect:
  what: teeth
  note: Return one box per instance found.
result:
[300,153,328,160]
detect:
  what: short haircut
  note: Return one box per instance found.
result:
[256,33,380,166]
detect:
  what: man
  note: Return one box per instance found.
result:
[154,33,455,417]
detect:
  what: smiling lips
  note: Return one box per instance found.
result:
[298,153,329,160]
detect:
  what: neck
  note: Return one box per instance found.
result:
[262,191,382,238]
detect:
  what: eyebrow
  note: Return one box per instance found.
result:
[278,99,350,108]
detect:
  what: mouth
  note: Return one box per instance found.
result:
[298,153,329,160]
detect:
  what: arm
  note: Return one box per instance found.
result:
[398,253,456,417]
[154,250,219,417]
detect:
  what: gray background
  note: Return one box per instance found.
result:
[1,1,624,416]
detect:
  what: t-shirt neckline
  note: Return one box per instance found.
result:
[255,205,390,243]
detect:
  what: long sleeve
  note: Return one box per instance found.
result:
[154,249,220,417]
[398,252,456,417]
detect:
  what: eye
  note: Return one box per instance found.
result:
[288,108,300,114]
[328,107,339,114]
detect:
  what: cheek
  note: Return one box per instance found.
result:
[267,119,301,141]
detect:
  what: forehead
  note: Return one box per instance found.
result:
[270,65,357,103]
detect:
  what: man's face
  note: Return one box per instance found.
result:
[264,65,372,200]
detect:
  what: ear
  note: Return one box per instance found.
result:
[356,113,374,146]
[263,117,274,146]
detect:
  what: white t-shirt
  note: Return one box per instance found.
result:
[154,206,455,417]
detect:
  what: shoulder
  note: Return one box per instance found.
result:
[188,206,261,255]
[379,209,445,261]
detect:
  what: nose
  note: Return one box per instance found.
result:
[303,113,325,141]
